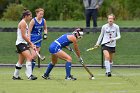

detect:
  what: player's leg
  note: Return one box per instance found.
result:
[30,47,40,71]
[109,53,114,71]
[42,54,57,79]
[30,36,42,70]
[22,50,37,80]
[12,54,25,80]
[103,50,111,77]
[56,50,76,80]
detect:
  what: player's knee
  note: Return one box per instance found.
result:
[26,56,33,62]
[66,56,72,62]
[105,56,110,60]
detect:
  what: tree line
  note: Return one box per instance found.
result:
[1,0,140,21]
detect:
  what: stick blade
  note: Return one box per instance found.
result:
[86,48,94,51]
[40,55,45,61]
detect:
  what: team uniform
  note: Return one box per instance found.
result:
[13,20,37,80]
[31,17,44,47]
[96,23,121,76]
[42,33,77,80]
[49,33,72,54]
[16,22,29,53]
[96,23,121,52]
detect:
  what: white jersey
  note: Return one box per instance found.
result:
[96,23,121,47]
[16,21,28,45]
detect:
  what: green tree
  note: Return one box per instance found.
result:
[2,3,25,21]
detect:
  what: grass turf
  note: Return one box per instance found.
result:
[0,32,140,65]
[1,20,140,28]
[0,67,140,93]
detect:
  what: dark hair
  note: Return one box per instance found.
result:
[22,9,31,19]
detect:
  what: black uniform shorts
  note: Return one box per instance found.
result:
[16,43,29,53]
[102,45,115,53]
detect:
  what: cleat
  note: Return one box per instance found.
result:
[12,76,23,80]
[106,72,112,77]
[65,75,77,81]
[28,75,37,80]
[42,75,51,80]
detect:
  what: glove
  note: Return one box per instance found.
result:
[67,47,73,51]
[94,45,99,48]
[43,34,47,39]
[79,57,84,64]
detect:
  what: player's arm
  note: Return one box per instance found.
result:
[43,19,48,39]
[68,35,80,58]
[95,26,104,47]
[111,26,121,41]
[20,21,35,49]
[28,19,35,40]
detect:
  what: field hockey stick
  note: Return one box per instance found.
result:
[70,48,95,80]
[34,49,45,61]
[86,41,111,51]
[34,38,43,44]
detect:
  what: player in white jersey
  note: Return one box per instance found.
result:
[95,14,121,77]
[12,9,37,80]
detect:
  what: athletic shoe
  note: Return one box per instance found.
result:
[42,75,51,80]
[106,72,112,77]
[65,75,77,80]
[12,76,23,80]
[28,75,37,80]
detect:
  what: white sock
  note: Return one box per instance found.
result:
[104,60,110,73]
[110,61,113,71]
[25,61,32,78]
[13,62,22,78]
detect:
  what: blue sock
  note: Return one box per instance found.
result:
[44,63,54,76]
[32,60,36,71]
[65,62,71,77]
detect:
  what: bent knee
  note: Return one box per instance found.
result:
[26,56,33,62]
[66,56,72,62]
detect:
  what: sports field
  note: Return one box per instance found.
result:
[1,20,140,28]
[0,32,140,65]
[0,20,140,93]
[0,67,140,93]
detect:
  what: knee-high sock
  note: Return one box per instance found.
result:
[110,61,113,71]
[13,62,22,78]
[104,60,110,73]
[31,59,36,71]
[65,62,71,77]
[44,63,54,76]
[25,61,32,78]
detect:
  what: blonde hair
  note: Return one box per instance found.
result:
[108,14,115,20]
[35,8,44,13]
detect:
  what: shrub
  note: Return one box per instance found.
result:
[2,3,25,21]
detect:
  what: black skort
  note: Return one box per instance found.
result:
[16,43,29,53]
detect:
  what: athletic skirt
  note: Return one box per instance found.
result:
[16,43,29,53]
[102,45,115,53]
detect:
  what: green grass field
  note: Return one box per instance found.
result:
[0,32,140,65]
[0,67,140,93]
[1,20,140,28]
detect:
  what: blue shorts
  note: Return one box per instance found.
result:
[31,35,42,47]
[49,42,62,54]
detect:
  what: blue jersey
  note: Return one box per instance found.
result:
[56,33,73,48]
[49,33,73,54]
[31,18,44,36]
[31,18,45,47]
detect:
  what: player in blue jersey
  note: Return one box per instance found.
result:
[28,8,48,70]
[42,28,84,80]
